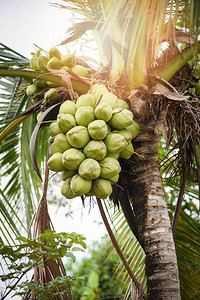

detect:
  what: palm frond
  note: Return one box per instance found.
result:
[175,210,200,299]
[0,48,47,241]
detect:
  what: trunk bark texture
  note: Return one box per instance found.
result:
[130,118,181,299]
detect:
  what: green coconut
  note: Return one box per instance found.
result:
[104,133,127,153]
[30,55,38,70]
[88,120,108,140]
[59,100,76,115]
[76,94,96,109]
[92,178,112,199]
[91,84,108,102]
[54,133,72,153]
[49,121,62,137]
[61,178,75,199]
[75,106,95,126]
[106,152,119,160]
[37,55,49,71]
[49,47,61,60]
[33,78,47,88]
[72,65,90,77]
[94,103,113,122]
[109,174,119,184]
[44,88,58,103]
[61,170,76,181]
[100,92,119,109]
[70,174,92,196]
[67,126,90,148]
[78,158,101,180]
[119,142,135,159]
[62,148,85,170]
[61,54,74,68]
[109,108,133,129]
[26,84,40,98]
[99,157,121,179]
[47,57,62,70]
[116,128,132,144]
[126,120,140,139]
[47,152,65,172]
[57,113,76,133]
[117,98,129,108]
[49,142,60,155]
[83,140,107,161]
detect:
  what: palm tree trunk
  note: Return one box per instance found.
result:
[131,118,181,299]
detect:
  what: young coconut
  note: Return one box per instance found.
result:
[37,55,49,71]
[126,120,140,139]
[104,133,127,153]
[78,158,101,180]
[30,55,38,70]
[44,88,58,103]
[70,174,92,196]
[106,152,120,160]
[47,57,62,70]
[57,113,76,133]
[109,108,133,129]
[61,170,76,181]
[54,133,72,153]
[75,106,95,126]
[119,142,135,159]
[109,173,119,184]
[76,94,96,109]
[33,78,47,88]
[92,178,112,199]
[61,178,75,199]
[59,100,76,115]
[116,128,132,144]
[117,98,129,108]
[91,84,108,102]
[94,103,113,122]
[83,140,107,161]
[66,126,90,148]
[88,120,108,140]
[72,65,90,77]
[62,148,85,170]
[99,157,121,179]
[49,47,61,60]
[61,54,74,68]
[49,142,60,155]
[49,121,62,137]
[99,92,119,109]
[47,152,65,172]
[26,84,40,98]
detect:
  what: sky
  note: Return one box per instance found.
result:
[0,0,72,58]
[0,0,107,260]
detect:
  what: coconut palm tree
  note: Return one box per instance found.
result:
[0,0,200,299]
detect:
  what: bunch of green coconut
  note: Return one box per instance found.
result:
[47,84,140,200]
[25,47,91,104]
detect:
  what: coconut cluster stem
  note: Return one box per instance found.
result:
[0,69,89,93]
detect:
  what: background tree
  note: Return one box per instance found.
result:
[0,0,200,299]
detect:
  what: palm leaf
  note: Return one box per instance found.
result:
[175,210,200,299]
